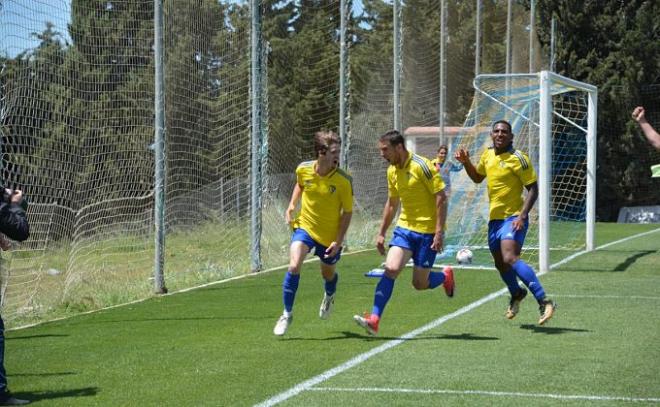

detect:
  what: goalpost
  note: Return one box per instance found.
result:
[406,71,597,273]
[537,71,597,272]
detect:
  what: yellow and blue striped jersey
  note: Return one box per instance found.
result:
[388,153,445,234]
[292,160,353,247]
[476,147,537,220]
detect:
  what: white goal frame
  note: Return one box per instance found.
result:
[477,71,597,273]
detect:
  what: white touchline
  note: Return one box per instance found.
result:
[308,387,660,403]
[254,227,660,407]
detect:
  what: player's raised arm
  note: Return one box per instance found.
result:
[632,106,660,151]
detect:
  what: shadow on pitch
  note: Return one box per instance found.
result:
[613,250,656,271]
[12,371,77,377]
[7,334,69,340]
[11,387,98,403]
[561,249,656,272]
[282,331,499,341]
[520,324,590,335]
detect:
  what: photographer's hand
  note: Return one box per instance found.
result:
[0,233,10,251]
[9,189,23,204]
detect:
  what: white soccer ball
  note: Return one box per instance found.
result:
[456,248,473,265]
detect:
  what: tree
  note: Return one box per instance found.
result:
[537,0,660,221]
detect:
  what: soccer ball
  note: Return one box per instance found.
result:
[456,248,473,265]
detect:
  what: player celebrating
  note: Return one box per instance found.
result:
[353,130,454,336]
[454,120,555,325]
[273,130,353,336]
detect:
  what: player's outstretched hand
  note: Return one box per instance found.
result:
[454,148,470,164]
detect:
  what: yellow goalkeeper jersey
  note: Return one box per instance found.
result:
[388,153,445,234]
[476,146,537,220]
[292,161,353,247]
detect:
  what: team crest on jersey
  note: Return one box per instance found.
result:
[499,161,507,168]
[329,185,336,194]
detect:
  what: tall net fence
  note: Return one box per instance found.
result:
[0,0,253,325]
[0,0,551,326]
[603,84,660,221]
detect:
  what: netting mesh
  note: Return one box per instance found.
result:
[408,74,592,268]
[0,0,567,326]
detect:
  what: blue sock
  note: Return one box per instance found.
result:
[325,273,338,296]
[282,270,300,313]
[427,270,446,289]
[499,269,522,295]
[511,260,546,300]
[372,274,395,317]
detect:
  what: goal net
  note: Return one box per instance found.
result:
[406,72,596,271]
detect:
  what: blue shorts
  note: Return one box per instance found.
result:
[291,228,342,265]
[389,226,437,268]
[488,215,528,252]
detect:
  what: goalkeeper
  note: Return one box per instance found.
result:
[273,131,353,336]
[454,120,555,325]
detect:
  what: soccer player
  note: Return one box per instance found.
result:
[273,130,353,336]
[454,120,555,325]
[430,144,463,196]
[632,106,660,151]
[353,130,454,336]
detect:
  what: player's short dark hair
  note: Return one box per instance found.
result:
[492,120,512,133]
[437,144,448,153]
[314,130,340,156]
[379,130,406,148]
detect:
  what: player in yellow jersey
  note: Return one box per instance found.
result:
[273,131,353,336]
[353,130,454,336]
[454,120,555,325]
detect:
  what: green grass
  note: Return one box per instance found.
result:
[6,211,382,327]
[5,223,660,406]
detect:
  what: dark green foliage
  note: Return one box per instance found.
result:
[537,0,660,220]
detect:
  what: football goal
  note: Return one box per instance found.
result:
[406,71,597,272]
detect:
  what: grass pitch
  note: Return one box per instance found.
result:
[5,223,660,406]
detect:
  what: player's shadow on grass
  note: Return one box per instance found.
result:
[7,334,69,340]
[12,371,77,377]
[283,331,499,341]
[519,324,589,335]
[11,386,98,403]
[561,249,656,272]
[612,250,656,271]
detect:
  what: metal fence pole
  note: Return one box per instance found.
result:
[250,0,263,272]
[153,0,167,293]
[339,0,348,168]
[393,0,401,131]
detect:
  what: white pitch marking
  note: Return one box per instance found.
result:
[551,294,660,300]
[309,386,660,403]
[254,289,508,407]
[254,227,660,407]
